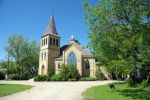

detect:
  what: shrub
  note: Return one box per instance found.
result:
[141,80,149,87]
[127,78,136,87]
[80,78,86,81]
[68,78,77,81]
[47,71,53,77]
[59,64,69,81]
[51,74,61,81]
[34,75,39,81]
[68,65,79,80]
[34,64,79,82]
[20,73,32,80]
[0,72,5,80]
[46,77,51,81]
[34,75,47,81]
[34,76,39,81]
[95,68,106,80]
[59,64,79,81]
[11,74,21,80]
[9,73,32,80]
[80,77,97,81]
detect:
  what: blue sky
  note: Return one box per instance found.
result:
[0,0,99,60]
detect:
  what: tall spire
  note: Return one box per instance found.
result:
[45,15,58,35]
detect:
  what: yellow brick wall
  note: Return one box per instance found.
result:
[63,45,83,76]
[38,34,60,75]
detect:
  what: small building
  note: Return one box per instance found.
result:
[38,16,96,77]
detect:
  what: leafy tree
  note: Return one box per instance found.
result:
[95,67,105,80]
[5,34,39,77]
[84,0,150,78]
[0,59,17,74]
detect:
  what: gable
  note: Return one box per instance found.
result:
[60,41,94,58]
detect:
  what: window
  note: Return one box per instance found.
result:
[44,39,45,45]
[67,52,77,65]
[85,60,90,69]
[46,38,47,45]
[42,39,44,46]
[56,39,58,47]
[41,65,45,75]
[53,38,55,45]
[50,38,52,45]
[58,64,60,69]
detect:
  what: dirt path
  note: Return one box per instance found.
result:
[0,80,114,100]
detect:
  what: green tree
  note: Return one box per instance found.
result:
[0,59,17,74]
[68,65,79,80]
[5,34,39,77]
[95,67,105,80]
[84,0,150,77]
[59,64,69,81]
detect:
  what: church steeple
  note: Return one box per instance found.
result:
[39,15,60,76]
[45,15,58,35]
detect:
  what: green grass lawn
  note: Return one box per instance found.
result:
[0,84,32,97]
[83,83,150,100]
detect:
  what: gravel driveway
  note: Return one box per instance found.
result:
[0,80,114,100]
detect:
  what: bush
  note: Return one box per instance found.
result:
[95,68,106,80]
[0,72,5,80]
[80,77,97,81]
[46,77,51,81]
[68,65,79,80]
[47,71,53,77]
[11,74,21,80]
[59,64,79,81]
[68,78,77,81]
[34,75,47,81]
[34,76,38,81]
[59,64,69,81]
[20,73,32,80]
[127,78,136,87]
[51,74,61,81]
[34,64,79,82]
[9,73,33,80]
[141,80,149,87]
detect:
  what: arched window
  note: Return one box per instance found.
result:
[42,40,43,46]
[58,63,60,69]
[41,65,45,75]
[46,38,47,45]
[85,60,90,69]
[44,39,45,45]
[67,52,77,65]
[50,38,52,45]
[53,38,55,45]
[56,39,58,47]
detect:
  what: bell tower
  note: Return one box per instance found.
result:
[38,15,60,75]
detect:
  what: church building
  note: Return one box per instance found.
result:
[38,16,97,77]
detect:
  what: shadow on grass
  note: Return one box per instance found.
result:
[0,84,5,85]
[117,88,150,100]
